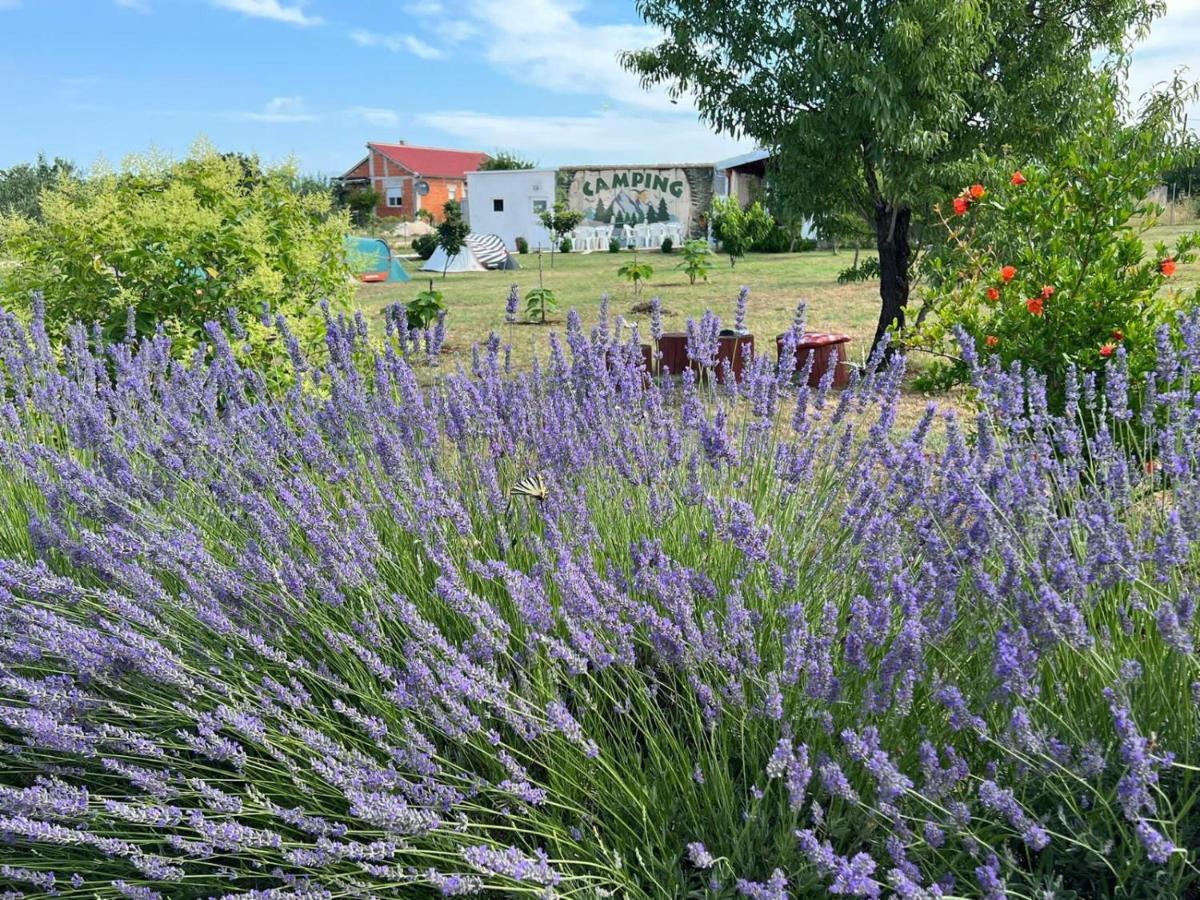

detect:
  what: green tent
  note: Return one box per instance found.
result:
[344,236,410,283]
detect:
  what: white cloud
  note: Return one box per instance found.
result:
[1128,1,1200,118]
[0,0,21,9]
[115,0,152,11]
[417,109,752,163]
[349,29,443,59]
[211,0,321,27]
[241,96,318,123]
[463,0,684,113]
[346,105,401,127]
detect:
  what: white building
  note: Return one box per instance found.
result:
[465,169,557,251]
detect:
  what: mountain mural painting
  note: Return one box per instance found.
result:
[557,165,715,239]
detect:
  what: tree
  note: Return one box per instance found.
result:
[538,201,583,268]
[656,197,670,223]
[0,153,78,221]
[709,197,772,267]
[479,151,537,171]
[623,0,1160,353]
[593,197,608,223]
[0,143,352,361]
[436,200,470,279]
[617,253,654,298]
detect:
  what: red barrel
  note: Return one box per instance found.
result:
[776,332,852,388]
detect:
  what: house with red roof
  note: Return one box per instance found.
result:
[339,142,489,223]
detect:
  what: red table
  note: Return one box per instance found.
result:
[776,332,852,388]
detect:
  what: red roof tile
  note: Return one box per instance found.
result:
[368,143,488,179]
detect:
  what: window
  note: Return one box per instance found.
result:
[492,198,504,212]
[532,199,548,214]
[448,185,457,200]
[386,187,403,208]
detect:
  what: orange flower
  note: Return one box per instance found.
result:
[1040,285,1055,299]
[1010,170,1027,186]
[953,196,970,216]
[985,335,999,348]
[1001,265,1017,283]
[986,287,1000,302]
[1161,258,1177,276]
[1025,297,1044,316]
[1099,342,1116,358]
[1111,329,1124,342]
[970,183,986,199]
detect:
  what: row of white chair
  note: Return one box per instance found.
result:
[570,222,686,252]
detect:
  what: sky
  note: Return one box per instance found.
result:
[0,0,1198,176]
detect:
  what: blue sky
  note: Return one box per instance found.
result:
[0,0,1198,175]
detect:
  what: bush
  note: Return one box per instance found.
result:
[709,196,773,267]
[749,222,794,253]
[677,239,714,285]
[345,188,380,227]
[911,92,1200,418]
[559,237,573,254]
[2,304,1200,897]
[515,236,529,254]
[0,143,353,359]
[411,233,438,260]
[660,237,674,254]
[609,237,621,253]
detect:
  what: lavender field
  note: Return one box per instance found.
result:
[0,298,1198,899]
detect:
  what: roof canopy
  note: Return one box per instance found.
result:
[368,143,489,179]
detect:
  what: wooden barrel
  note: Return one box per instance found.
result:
[657,332,689,376]
[776,332,852,388]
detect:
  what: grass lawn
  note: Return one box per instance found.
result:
[357,223,1200,380]
[356,247,883,373]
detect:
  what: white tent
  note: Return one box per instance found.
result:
[420,233,519,273]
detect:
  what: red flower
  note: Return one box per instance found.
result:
[985,335,999,349]
[1040,285,1055,299]
[1025,297,1044,316]
[1010,170,1027,186]
[1111,329,1124,342]
[1099,342,1116,358]
[953,196,970,216]
[970,183,986,199]
[1000,265,1017,283]
[1161,258,1177,277]
[986,287,1000,302]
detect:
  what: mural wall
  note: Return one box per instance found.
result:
[556,165,715,239]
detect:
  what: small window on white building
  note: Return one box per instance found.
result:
[532,199,548,214]
[386,187,403,208]
[493,198,504,212]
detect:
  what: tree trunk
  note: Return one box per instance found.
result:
[871,202,911,356]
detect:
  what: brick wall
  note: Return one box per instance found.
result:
[355,148,467,222]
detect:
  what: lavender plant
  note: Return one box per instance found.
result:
[0,298,1198,898]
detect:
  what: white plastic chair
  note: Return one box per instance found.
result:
[573,226,594,252]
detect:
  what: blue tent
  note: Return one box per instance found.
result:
[345,236,410,283]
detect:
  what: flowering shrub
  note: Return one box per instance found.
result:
[911,95,1200,418]
[0,145,353,362]
[1,299,1199,897]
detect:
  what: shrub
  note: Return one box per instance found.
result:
[677,239,714,285]
[406,286,445,329]
[709,196,773,267]
[0,152,78,221]
[749,222,794,253]
[660,236,673,254]
[515,236,529,254]
[346,188,380,227]
[525,285,557,323]
[0,143,353,359]
[910,94,1200,417]
[609,237,622,253]
[559,237,573,254]
[2,303,1200,897]
[411,233,438,260]
[617,254,653,297]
